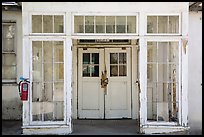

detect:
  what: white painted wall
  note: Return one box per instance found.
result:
[188,11,202,134]
[2,10,23,120]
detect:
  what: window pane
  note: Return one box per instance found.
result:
[43,41,53,62]
[2,66,16,79]
[91,66,99,77]
[74,16,84,33]
[44,83,53,102]
[85,16,94,33]
[127,16,136,33]
[54,63,64,81]
[44,63,53,82]
[2,24,15,52]
[106,16,115,33]
[147,42,157,62]
[43,15,53,33]
[32,41,42,63]
[32,15,42,33]
[54,15,64,33]
[147,16,157,33]
[54,101,64,121]
[83,53,90,64]
[3,38,14,52]
[54,82,64,101]
[119,53,126,64]
[169,16,179,33]
[168,42,178,62]
[83,65,90,77]
[43,102,54,121]
[147,64,157,81]
[92,53,99,64]
[110,65,118,76]
[96,16,105,33]
[157,42,168,63]
[158,16,168,33]
[119,65,126,76]
[54,41,64,62]
[116,16,126,33]
[32,63,42,82]
[3,54,16,65]
[32,82,43,102]
[32,102,42,121]
[147,102,157,121]
[110,53,118,64]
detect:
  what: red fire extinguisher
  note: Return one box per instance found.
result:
[18,77,30,101]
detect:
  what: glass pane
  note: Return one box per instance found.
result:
[3,54,16,65]
[96,16,105,33]
[158,16,168,33]
[83,65,90,77]
[157,42,168,63]
[157,102,169,122]
[116,16,126,33]
[169,102,179,122]
[91,66,99,77]
[169,16,179,33]
[169,42,178,62]
[54,63,64,81]
[147,64,157,81]
[3,38,14,52]
[110,53,118,64]
[32,82,43,102]
[119,65,126,76]
[44,63,53,82]
[54,41,64,62]
[74,16,84,33]
[43,15,53,33]
[92,53,99,64]
[54,82,64,101]
[44,83,53,102]
[127,16,136,33]
[83,53,90,64]
[147,16,157,33]
[32,15,42,33]
[32,41,42,63]
[147,102,157,121]
[147,42,157,62]
[110,65,118,76]
[85,16,94,33]
[158,64,170,83]
[54,101,64,121]
[54,15,64,33]
[106,16,115,33]
[43,102,54,121]
[2,24,15,39]
[32,63,42,82]
[119,53,126,64]
[2,66,16,79]
[32,102,42,121]
[43,41,53,62]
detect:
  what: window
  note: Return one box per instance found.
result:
[2,23,16,82]
[32,41,64,122]
[147,41,179,122]
[147,15,179,34]
[32,15,64,33]
[74,15,137,34]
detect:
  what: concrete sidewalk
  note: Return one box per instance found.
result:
[2,120,198,135]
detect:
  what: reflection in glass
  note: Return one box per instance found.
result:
[116,16,126,33]
[119,65,126,76]
[127,16,136,33]
[96,16,105,33]
[83,65,90,77]
[43,41,53,62]
[91,66,99,77]
[54,41,64,62]
[54,63,64,81]
[92,53,99,64]
[106,16,115,33]
[85,16,94,33]
[32,15,42,33]
[169,16,179,33]
[74,16,84,33]
[83,53,90,64]
[44,63,53,82]
[32,41,42,62]
[147,16,157,33]
[158,16,168,33]
[110,53,118,64]
[43,15,53,33]
[119,53,126,64]
[54,15,64,33]
[110,65,118,76]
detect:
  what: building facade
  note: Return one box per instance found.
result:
[2,2,202,135]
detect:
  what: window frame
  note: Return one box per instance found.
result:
[2,22,17,83]
[145,13,181,36]
[29,12,66,36]
[72,12,139,36]
[29,38,67,125]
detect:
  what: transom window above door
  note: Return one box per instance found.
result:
[74,15,137,34]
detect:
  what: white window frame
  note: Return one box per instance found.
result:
[29,12,66,36]
[145,13,181,36]
[140,38,182,127]
[72,12,139,36]
[2,22,17,83]
[29,38,67,125]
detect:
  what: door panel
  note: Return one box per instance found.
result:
[78,47,131,119]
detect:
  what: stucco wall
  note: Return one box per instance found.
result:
[188,11,202,134]
[2,10,23,120]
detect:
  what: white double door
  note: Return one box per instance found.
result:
[78,47,131,119]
